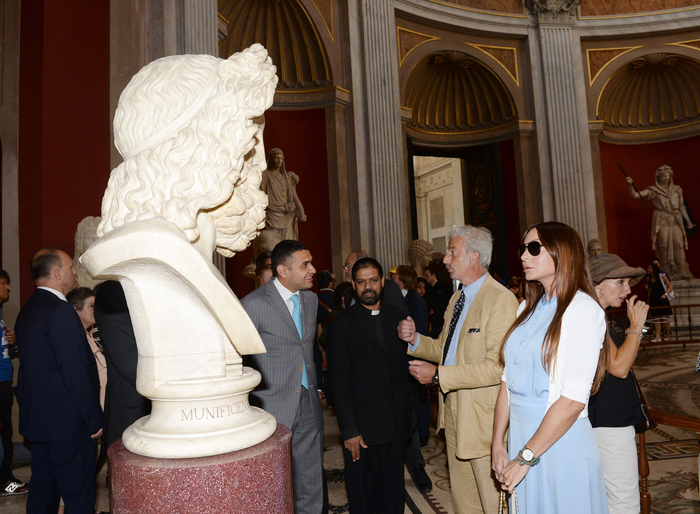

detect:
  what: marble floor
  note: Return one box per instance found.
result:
[2,344,700,513]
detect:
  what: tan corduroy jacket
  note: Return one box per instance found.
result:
[408,273,518,460]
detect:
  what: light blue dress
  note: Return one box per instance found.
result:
[504,296,608,514]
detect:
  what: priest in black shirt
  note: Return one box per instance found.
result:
[327,258,413,513]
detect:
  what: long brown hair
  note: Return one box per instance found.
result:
[499,222,608,394]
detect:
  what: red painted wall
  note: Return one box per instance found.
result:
[226,109,331,298]
[600,137,700,295]
[18,0,110,303]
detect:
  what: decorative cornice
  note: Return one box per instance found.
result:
[400,106,413,124]
[405,120,534,147]
[416,166,455,194]
[272,86,350,110]
[600,119,700,144]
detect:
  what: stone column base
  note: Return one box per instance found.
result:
[109,424,293,513]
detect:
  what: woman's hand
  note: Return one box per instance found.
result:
[496,459,530,494]
[492,444,509,476]
[626,295,649,332]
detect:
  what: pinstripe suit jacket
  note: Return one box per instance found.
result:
[241,279,323,431]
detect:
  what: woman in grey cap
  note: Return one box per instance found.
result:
[588,253,649,514]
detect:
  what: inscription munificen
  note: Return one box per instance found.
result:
[182,400,248,421]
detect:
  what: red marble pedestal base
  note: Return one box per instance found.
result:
[108,425,293,513]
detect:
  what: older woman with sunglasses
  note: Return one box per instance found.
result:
[588,254,648,514]
[492,222,608,514]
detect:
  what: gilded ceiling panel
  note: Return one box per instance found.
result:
[467,44,518,85]
[587,47,640,85]
[310,0,333,40]
[580,0,700,17]
[426,0,525,15]
[397,28,441,66]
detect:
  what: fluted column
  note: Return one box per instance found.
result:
[350,0,409,271]
[528,0,599,244]
[182,0,217,55]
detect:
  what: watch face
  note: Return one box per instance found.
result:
[522,448,534,461]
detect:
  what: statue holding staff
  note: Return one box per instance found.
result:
[627,165,695,280]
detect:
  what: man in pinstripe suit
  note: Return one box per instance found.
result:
[242,240,325,513]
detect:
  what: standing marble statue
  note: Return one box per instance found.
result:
[73,216,102,289]
[81,44,278,459]
[627,165,695,280]
[262,148,306,240]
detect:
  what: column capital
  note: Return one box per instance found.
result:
[527,0,581,23]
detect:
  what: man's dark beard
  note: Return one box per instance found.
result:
[359,290,381,306]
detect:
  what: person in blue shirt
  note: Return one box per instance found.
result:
[0,269,28,496]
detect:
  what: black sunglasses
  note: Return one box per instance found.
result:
[519,241,544,257]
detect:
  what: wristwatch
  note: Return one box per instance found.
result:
[516,446,540,466]
[432,368,439,385]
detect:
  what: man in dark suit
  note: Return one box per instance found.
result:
[241,240,324,514]
[327,258,413,513]
[423,266,452,338]
[94,280,151,465]
[15,249,103,514]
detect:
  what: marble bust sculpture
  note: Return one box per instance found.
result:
[261,148,306,240]
[81,44,278,458]
[408,239,433,277]
[73,216,102,289]
[587,238,603,258]
[627,165,695,280]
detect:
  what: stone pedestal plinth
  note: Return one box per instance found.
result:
[109,425,292,514]
[670,278,700,328]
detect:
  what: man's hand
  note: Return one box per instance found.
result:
[91,428,103,439]
[4,328,15,345]
[409,360,437,385]
[398,317,418,344]
[344,435,367,462]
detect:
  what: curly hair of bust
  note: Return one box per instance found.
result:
[407,239,432,264]
[99,45,277,251]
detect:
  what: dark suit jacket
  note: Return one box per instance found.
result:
[326,302,412,446]
[15,288,103,442]
[241,279,323,431]
[404,289,429,336]
[94,280,151,452]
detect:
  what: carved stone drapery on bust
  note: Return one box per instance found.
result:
[526,0,581,21]
[82,44,279,459]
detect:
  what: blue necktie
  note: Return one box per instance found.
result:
[290,294,309,389]
[442,292,466,365]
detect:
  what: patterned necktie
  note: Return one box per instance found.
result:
[442,292,466,365]
[290,294,309,389]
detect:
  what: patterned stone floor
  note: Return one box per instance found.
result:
[3,344,700,513]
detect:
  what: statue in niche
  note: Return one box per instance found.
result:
[73,216,102,289]
[627,165,695,280]
[261,148,306,241]
[408,239,433,277]
[587,238,603,257]
[81,44,278,459]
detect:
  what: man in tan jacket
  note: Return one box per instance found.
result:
[399,225,518,514]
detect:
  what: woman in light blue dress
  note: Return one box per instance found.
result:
[491,222,609,514]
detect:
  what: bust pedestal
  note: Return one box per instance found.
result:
[108,425,293,513]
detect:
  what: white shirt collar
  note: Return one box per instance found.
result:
[38,286,67,302]
[272,277,298,303]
